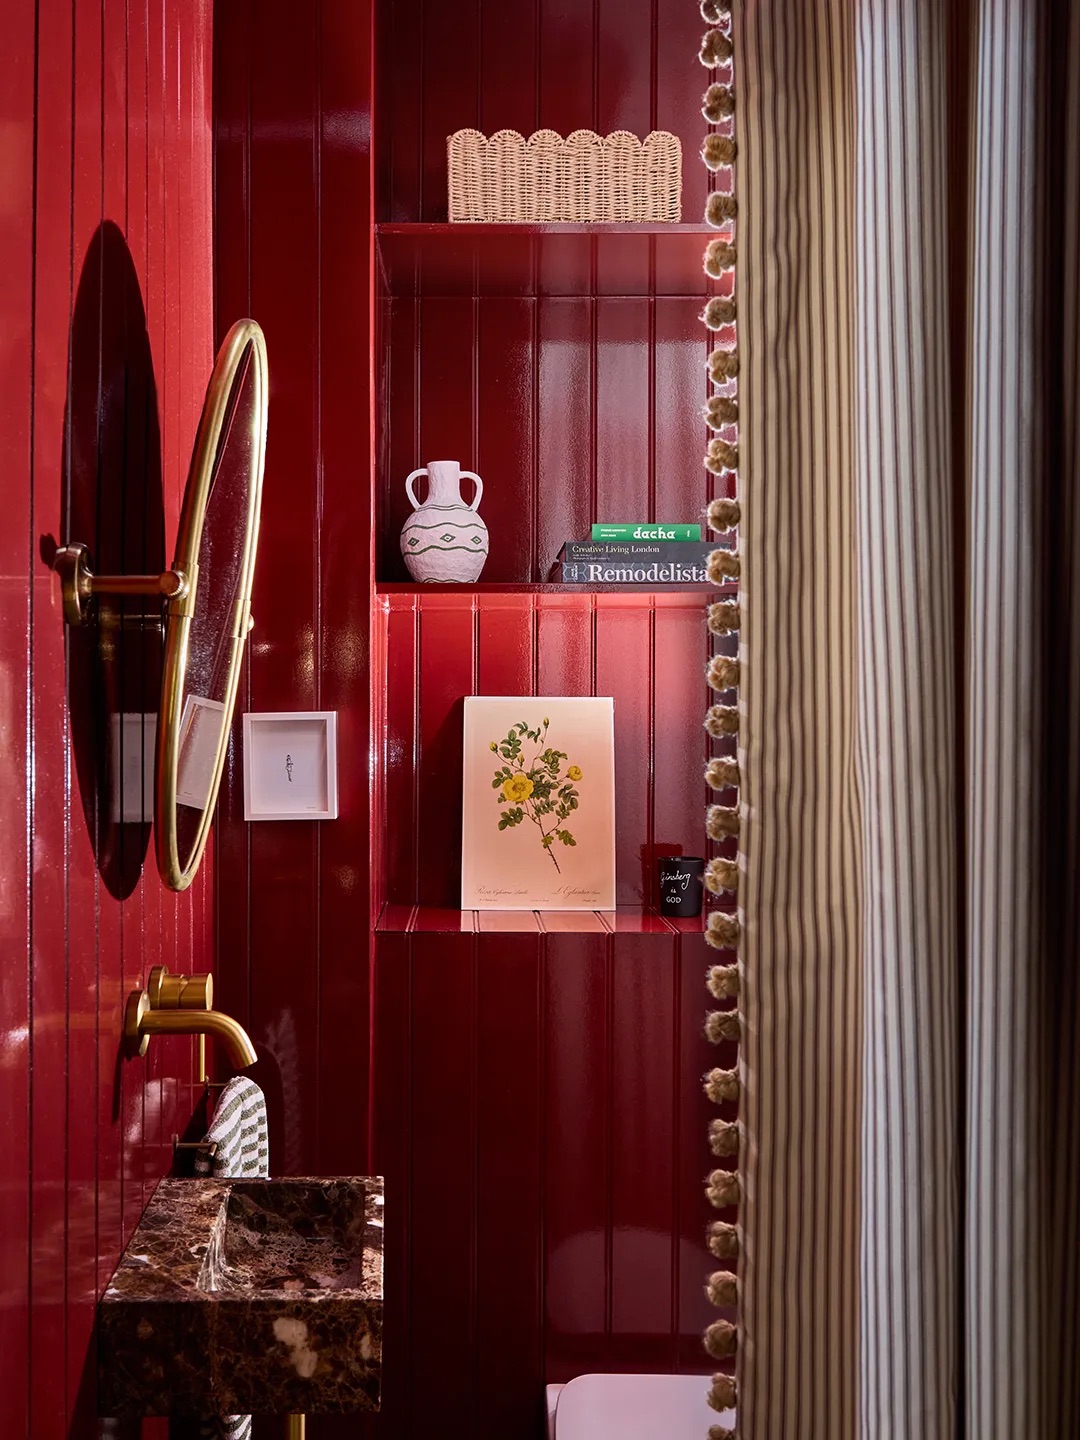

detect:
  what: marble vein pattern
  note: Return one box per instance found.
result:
[97,1177,384,1417]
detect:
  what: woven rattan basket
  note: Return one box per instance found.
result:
[447,129,682,223]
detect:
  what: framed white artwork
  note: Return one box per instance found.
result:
[461,696,615,910]
[242,711,339,821]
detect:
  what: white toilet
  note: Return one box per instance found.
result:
[546,1374,735,1438]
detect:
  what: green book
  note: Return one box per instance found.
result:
[591,523,702,542]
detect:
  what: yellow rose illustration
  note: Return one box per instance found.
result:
[491,719,583,874]
[502,773,534,803]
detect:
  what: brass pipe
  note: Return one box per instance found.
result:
[124,990,257,1067]
[285,1418,305,1440]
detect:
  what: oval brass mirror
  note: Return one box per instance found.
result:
[53,319,268,892]
[157,320,268,889]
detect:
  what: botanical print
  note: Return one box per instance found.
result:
[462,696,615,910]
[489,718,582,873]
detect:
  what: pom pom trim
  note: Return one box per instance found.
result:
[705,1008,740,1043]
[704,1319,738,1360]
[703,84,736,124]
[704,1067,740,1104]
[708,1220,739,1258]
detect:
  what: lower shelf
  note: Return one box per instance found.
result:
[375,903,705,936]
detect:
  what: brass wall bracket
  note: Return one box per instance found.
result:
[52,542,188,628]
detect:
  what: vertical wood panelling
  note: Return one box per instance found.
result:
[537,299,594,580]
[477,300,536,582]
[380,0,707,223]
[315,0,377,1179]
[416,597,475,907]
[372,931,716,1435]
[609,936,677,1361]
[473,933,545,1433]
[0,6,35,1435]
[0,4,215,1437]
[543,936,611,1378]
[380,593,711,909]
[215,7,719,1438]
[244,0,322,1177]
[594,603,654,904]
[380,296,709,585]
[213,0,379,1237]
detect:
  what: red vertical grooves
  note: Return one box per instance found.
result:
[1,4,215,1436]
[212,2,724,1435]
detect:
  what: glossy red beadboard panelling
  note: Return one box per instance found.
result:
[377,0,712,224]
[370,927,723,1434]
[376,288,732,584]
[0,4,214,1436]
[213,1,729,1435]
[377,591,715,909]
[211,0,377,1202]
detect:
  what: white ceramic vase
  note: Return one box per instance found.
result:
[399,460,489,582]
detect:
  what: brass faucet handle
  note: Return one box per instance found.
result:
[146,965,213,1011]
[179,974,213,1010]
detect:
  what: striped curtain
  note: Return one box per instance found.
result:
[734,1,1080,1436]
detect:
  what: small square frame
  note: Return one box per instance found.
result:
[242,711,339,821]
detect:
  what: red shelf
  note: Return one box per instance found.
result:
[376,222,731,298]
[376,903,707,936]
[376,581,731,598]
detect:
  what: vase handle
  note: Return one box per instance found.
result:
[459,470,484,512]
[404,468,427,511]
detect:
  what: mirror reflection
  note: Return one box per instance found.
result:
[53,317,267,894]
[158,324,267,890]
[173,342,261,871]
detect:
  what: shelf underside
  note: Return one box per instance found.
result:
[376,581,734,601]
[377,904,706,935]
[376,223,732,298]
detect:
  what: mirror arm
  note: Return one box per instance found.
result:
[53,542,188,627]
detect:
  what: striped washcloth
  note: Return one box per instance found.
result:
[194,1075,269,1180]
[196,1076,269,1440]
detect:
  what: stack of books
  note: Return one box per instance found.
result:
[556,524,725,585]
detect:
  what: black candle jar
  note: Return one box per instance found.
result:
[657,855,705,917]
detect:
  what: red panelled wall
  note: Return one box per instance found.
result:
[0,4,215,1436]
[213,2,724,1436]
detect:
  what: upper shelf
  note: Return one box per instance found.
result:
[376,223,732,299]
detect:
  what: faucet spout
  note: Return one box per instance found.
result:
[124,989,257,1067]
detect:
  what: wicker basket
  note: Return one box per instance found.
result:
[447,129,682,223]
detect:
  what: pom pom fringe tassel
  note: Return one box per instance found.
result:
[709,1374,738,1413]
[704,1068,740,1104]
[701,9,740,1409]
[700,0,732,24]
[704,704,740,736]
[700,29,734,67]
[707,964,739,999]
[703,84,735,124]
[706,1009,740,1043]
[708,1220,739,1258]
[709,1118,739,1155]
[704,1319,737,1360]
[707,1271,738,1307]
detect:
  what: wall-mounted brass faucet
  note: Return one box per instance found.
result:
[124,965,257,1069]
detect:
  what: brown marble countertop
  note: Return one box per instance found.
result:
[98,1176,384,1418]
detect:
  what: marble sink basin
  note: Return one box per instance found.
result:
[98,1176,383,1418]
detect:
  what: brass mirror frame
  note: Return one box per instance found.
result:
[156,318,268,891]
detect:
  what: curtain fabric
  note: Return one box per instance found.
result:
[735,1,1080,1436]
